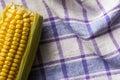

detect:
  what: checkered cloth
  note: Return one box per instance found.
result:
[1,0,120,80]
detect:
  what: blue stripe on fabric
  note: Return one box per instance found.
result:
[45,65,64,80]
[41,11,118,40]
[30,55,120,80]
[106,54,120,70]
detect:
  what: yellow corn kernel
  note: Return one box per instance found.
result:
[0,52,7,57]
[9,25,16,30]
[23,18,30,23]
[17,20,23,24]
[11,67,17,71]
[8,53,14,58]
[15,15,22,20]
[7,29,14,34]
[7,75,14,79]
[0,61,4,65]
[14,59,20,64]
[9,49,16,53]
[19,44,26,48]
[2,68,8,73]
[21,35,27,40]
[22,32,29,36]
[23,22,30,27]
[4,18,10,22]
[16,10,23,15]
[6,57,13,61]
[18,47,24,52]
[14,33,21,38]
[23,13,29,18]
[7,13,13,19]
[12,41,19,46]
[0,76,7,80]
[9,71,15,75]
[10,20,16,25]
[16,24,23,29]
[4,61,12,66]
[12,63,18,68]
[15,29,22,33]
[16,51,23,56]
[3,45,10,50]
[0,57,5,61]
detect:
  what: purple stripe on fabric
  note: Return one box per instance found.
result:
[32,47,120,69]
[42,0,68,78]
[76,36,90,79]
[43,4,120,23]
[41,35,77,44]
[22,0,28,8]
[96,0,117,79]
[62,0,90,79]
[103,48,120,58]
[62,0,69,20]
[77,0,112,80]
[32,53,96,68]
[0,0,5,8]
[41,24,120,44]
[96,0,119,49]
[37,50,46,80]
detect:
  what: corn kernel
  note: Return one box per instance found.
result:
[0,52,7,57]
[7,13,13,19]
[6,33,13,38]
[7,29,14,34]
[12,63,18,67]
[0,72,8,77]
[8,53,14,58]
[23,13,29,18]
[4,18,10,22]
[13,37,20,42]
[4,61,12,66]
[18,47,24,52]
[17,20,23,24]
[0,57,5,61]
[23,22,30,27]
[3,65,9,70]
[23,27,29,32]
[10,20,16,25]
[23,18,30,23]
[7,75,14,79]
[0,61,4,65]
[19,44,26,48]
[2,69,8,73]
[22,32,28,36]
[15,29,22,33]
[9,71,15,75]
[6,57,13,61]
[11,67,17,71]
[16,10,23,15]
[12,41,19,46]
[16,24,23,29]
[0,30,6,34]
[15,15,22,20]
[4,41,11,46]
[14,59,20,64]
[9,25,16,30]
[14,33,21,38]
[21,36,27,40]
[9,49,16,53]
[3,45,10,50]
[20,40,27,44]
[15,54,21,59]
[16,51,23,56]
[0,76,7,80]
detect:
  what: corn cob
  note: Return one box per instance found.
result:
[0,3,42,80]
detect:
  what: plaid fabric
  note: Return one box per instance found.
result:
[1,0,120,80]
